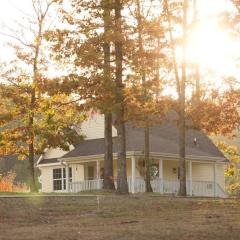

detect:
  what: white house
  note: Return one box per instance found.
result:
[37,114,228,197]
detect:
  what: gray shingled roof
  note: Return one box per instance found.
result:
[38,123,226,165]
[38,158,59,165]
[62,123,225,159]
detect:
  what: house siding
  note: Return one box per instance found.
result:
[216,164,225,190]
[39,166,55,192]
[162,161,179,181]
[80,114,117,140]
[71,164,84,182]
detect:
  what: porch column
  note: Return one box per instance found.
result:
[159,159,163,193]
[213,162,216,197]
[66,165,69,192]
[131,156,136,193]
[189,160,193,196]
[96,160,100,179]
[96,160,100,189]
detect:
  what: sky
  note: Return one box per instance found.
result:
[0,0,33,59]
[0,0,239,86]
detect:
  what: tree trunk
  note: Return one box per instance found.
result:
[28,82,37,192]
[136,0,152,192]
[144,127,152,192]
[114,0,128,194]
[28,141,37,192]
[178,0,188,196]
[102,0,115,190]
[103,113,115,189]
[27,15,42,192]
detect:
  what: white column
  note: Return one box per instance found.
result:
[189,160,193,196]
[159,159,163,193]
[66,165,69,192]
[131,156,136,193]
[96,160,100,179]
[96,160,100,189]
[213,162,216,197]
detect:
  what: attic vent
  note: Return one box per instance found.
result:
[193,137,197,145]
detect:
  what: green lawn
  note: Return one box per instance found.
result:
[0,195,239,240]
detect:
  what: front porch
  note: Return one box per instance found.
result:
[69,177,226,197]
[63,155,227,198]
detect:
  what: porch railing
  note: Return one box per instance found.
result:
[69,177,226,198]
[70,179,103,192]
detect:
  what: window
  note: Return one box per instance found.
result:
[53,169,62,191]
[53,167,72,191]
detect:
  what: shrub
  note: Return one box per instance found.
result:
[0,171,28,192]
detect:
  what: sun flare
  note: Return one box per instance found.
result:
[185,0,239,78]
[187,20,236,73]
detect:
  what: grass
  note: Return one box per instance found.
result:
[0,195,239,240]
[0,190,113,196]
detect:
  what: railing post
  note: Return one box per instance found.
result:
[189,160,193,196]
[159,159,163,193]
[131,156,136,193]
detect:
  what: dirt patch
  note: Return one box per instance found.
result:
[0,196,239,240]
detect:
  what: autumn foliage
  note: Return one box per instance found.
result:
[217,141,240,195]
[0,171,28,193]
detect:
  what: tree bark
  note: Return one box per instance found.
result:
[136,0,152,192]
[102,0,115,190]
[104,113,115,189]
[28,141,37,192]
[178,0,188,196]
[144,127,152,192]
[29,70,37,192]
[114,0,128,194]
[27,6,44,192]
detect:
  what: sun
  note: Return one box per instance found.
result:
[187,20,236,72]
[186,0,239,79]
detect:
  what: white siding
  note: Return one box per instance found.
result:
[72,164,84,182]
[39,166,56,192]
[39,164,85,192]
[216,164,225,190]
[80,114,117,140]
[163,161,178,181]
[192,162,213,182]
[192,162,225,189]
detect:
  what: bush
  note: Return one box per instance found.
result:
[227,183,240,195]
[0,171,28,192]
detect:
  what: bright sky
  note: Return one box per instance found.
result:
[0,0,239,86]
[0,0,34,59]
[187,0,240,78]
